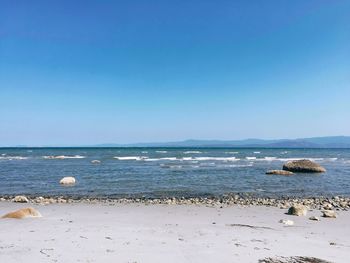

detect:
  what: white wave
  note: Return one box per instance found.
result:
[248,157,327,162]
[43,155,86,159]
[225,151,239,154]
[183,151,202,154]
[280,151,288,154]
[218,164,254,168]
[141,151,148,153]
[1,153,6,156]
[326,158,338,161]
[156,151,167,153]
[113,156,147,161]
[144,157,177,161]
[246,157,256,160]
[253,151,261,154]
[0,156,28,160]
[160,164,182,169]
[264,157,277,161]
[193,157,239,161]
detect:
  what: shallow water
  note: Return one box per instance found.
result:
[0,148,349,198]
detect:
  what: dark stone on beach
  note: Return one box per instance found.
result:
[282,159,326,173]
[266,170,294,176]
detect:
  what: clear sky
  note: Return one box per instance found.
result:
[0,0,349,146]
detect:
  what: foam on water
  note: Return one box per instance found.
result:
[0,156,29,160]
[246,157,257,160]
[114,156,147,160]
[43,155,86,159]
[184,151,202,154]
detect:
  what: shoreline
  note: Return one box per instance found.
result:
[1,194,349,210]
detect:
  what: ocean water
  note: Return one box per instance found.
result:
[0,148,349,198]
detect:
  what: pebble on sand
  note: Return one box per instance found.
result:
[322,210,337,218]
[279,219,294,226]
[309,216,320,221]
[12,195,29,203]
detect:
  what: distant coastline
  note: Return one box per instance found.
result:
[3,136,350,148]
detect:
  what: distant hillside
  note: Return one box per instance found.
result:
[94,136,350,148]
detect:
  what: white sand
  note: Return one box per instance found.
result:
[0,202,349,263]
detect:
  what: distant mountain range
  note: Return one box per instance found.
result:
[94,136,350,148]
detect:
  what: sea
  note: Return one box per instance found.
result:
[0,147,349,198]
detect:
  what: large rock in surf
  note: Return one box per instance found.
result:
[266,170,294,176]
[59,176,76,185]
[13,195,29,203]
[1,207,42,219]
[287,204,307,216]
[283,159,326,173]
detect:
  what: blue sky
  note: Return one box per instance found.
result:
[0,0,349,146]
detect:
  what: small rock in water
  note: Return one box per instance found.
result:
[13,195,29,203]
[287,204,307,216]
[59,177,76,185]
[279,219,294,226]
[282,159,326,173]
[322,210,337,218]
[266,170,294,176]
[309,216,320,221]
[1,207,42,219]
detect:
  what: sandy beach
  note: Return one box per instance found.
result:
[0,201,349,263]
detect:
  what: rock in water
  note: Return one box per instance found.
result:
[1,207,42,219]
[59,176,76,185]
[287,205,307,216]
[282,159,326,173]
[322,210,337,218]
[266,170,294,175]
[279,219,294,226]
[12,195,29,203]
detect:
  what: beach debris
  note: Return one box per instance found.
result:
[12,195,29,203]
[279,219,294,226]
[322,210,337,218]
[1,207,42,219]
[266,170,294,176]
[59,176,76,185]
[309,216,320,221]
[287,204,307,216]
[91,160,101,164]
[226,224,274,230]
[39,248,54,257]
[259,256,333,263]
[282,159,326,173]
